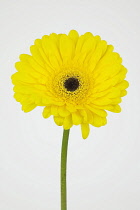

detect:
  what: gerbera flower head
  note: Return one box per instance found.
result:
[11,30,129,139]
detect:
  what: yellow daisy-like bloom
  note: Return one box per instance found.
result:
[11,30,129,139]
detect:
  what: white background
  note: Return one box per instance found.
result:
[0,0,140,209]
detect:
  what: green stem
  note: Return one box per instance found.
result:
[61,129,70,210]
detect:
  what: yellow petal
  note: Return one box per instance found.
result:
[86,109,94,124]
[93,98,112,106]
[72,112,83,125]
[79,109,88,122]
[34,39,42,47]
[81,123,90,139]
[14,93,33,105]
[58,106,70,117]
[88,40,107,72]
[42,35,62,67]
[42,106,51,118]
[75,33,93,56]
[111,97,122,105]
[54,116,64,126]
[51,105,58,116]
[11,72,36,84]
[60,34,75,63]
[49,54,60,70]
[19,54,31,62]
[66,104,77,112]
[81,37,96,54]
[109,105,121,113]
[91,115,107,127]
[74,37,96,64]
[30,45,45,67]
[86,105,107,117]
[63,115,73,130]
[115,80,129,90]
[22,103,36,112]
[107,88,121,98]
[26,55,51,76]
[68,30,79,45]
[120,90,127,97]
[15,61,48,83]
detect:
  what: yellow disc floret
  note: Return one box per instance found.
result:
[11,30,129,139]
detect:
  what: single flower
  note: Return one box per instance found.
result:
[11,30,129,139]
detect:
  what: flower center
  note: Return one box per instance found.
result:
[64,77,80,92]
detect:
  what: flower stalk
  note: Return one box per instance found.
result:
[61,129,70,210]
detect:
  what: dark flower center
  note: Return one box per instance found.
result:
[64,77,80,92]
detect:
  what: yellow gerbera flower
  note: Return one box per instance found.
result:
[11,30,129,139]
